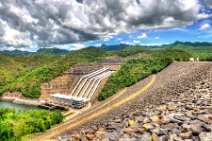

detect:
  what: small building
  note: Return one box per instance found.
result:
[189,58,199,62]
[50,94,88,109]
[189,58,195,62]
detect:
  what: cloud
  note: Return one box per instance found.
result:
[116,38,123,41]
[69,43,86,50]
[0,19,32,47]
[199,23,211,30]
[133,40,141,44]
[48,43,86,51]
[204,0,212,8]
[155,36,160,39]
[197,13,212,20]
[137,33,147,39]
[120,41,134,45]
[0,0,201,49]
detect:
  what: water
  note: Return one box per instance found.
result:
[0,101,38,111]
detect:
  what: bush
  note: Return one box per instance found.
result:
[0,109,63,141]
[153,49,192,61]
[98,57,172,100]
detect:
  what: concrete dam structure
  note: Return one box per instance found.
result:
[42,59,123,109]
[49,65,115,109]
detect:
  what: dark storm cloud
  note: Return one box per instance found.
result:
[0,0,201,49]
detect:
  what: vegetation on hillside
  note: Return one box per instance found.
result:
[100,44,128,51]
[107,46,151,57]
[0,42,211,98]
[98,57,172,100]
[0,108,63,141]
[0,50,32,56]
[0,42,211,141]
[153,49,193,61]
[0,48,71,56]
[36,48,70,55]
[157,42,212,61]
[0,47,105,98]
[171,44,212,61]
[98,49,193,100]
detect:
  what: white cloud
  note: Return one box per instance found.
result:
[140,43,162,46]
[0,19,32,47]
[69,43,86,50]
[0,0,201,49]
[133,40,141,44]
[197,13,212,20]
[137,33,147,39]
[120,41,134,45]
[199,23,211,31]
[116,38,123,41]
[103,36,114,41]
[93,43,103,47]
[155,36,160,39]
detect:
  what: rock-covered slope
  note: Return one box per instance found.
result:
[53,62,212,141]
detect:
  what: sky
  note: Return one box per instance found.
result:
[0,0,211,51]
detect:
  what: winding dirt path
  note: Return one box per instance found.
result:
[29,75,156,141]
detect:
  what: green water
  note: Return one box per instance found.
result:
[0,101,38,111]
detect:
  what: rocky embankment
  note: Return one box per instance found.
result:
[54,62,212,141]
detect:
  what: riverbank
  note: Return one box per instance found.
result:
[1,92,40,106]
[0,100,38,110]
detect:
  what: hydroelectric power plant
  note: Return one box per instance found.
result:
[40,58,124,109]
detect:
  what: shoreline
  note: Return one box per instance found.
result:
[0,96,40,106]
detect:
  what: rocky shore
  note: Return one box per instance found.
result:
[53,62,212,141]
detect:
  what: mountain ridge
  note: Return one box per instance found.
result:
[0,48,71,56]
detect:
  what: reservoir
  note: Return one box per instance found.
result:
[0,101,38,111]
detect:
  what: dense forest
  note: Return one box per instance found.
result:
[0,43,211,99]
[158,41,212,61]
[98,57,172,100]
[0,108,63,141]
[98,49,192,100]
[0,47,105,98]
[0,48,71,56]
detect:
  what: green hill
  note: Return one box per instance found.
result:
[100,44,128,51]
[154,41,212,61]
[171,43,212,60]
[0,50,32,56]
[36,48,70,55]
[0,48,70,56]
[0,42,211,98]
[0,47,105,98]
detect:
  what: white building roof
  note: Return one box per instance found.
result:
[51,93,88,102]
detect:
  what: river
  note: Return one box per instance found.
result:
[0,101,38,111]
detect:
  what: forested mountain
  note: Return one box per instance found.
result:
[0,47,105,98]
[0,49,32,56]
[100,44,128,51]
[0,48,70,56]
[0,42,211,99]
[36,48,70,55]
[172,41,212,47]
